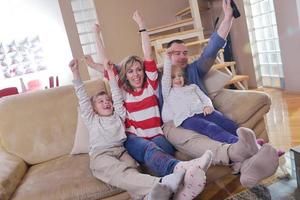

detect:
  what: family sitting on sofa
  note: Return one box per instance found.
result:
[70,1,279,199]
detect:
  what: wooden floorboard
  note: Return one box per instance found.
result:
[197,88,300,199]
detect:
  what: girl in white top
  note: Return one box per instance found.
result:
[162,55,241,144]
[161,55,285,157]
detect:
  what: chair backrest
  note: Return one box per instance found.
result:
[0,87,19,97]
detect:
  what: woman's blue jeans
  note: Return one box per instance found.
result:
[124,134,178,176]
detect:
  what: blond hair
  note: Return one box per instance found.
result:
[90,91,110,112]
[171,66,187,86]
[119,55,146,91]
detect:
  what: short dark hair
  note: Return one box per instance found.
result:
[166,39,185,48]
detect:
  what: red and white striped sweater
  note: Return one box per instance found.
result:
[105,60,163,139]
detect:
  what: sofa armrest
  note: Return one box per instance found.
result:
[0,147,27,200]
[213,89,271,125]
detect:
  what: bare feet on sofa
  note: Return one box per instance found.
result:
[240,143,279,188]
[228,127,259,163]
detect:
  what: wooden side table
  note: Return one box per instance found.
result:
[291,146,300,188]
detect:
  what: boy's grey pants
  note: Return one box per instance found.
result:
[90,146,159,200]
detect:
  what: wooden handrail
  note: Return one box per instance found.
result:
[227,75,249,85]
[175,5,209,17]
[212,61,236,70]
[156,38,210,53]
[148,18,194,35]
[150,29,200,42]
[175,7,191,17]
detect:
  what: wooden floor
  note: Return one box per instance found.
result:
[264,88,300,151]
[196,88,300,200]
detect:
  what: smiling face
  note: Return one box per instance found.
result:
[171,67,185,88]
[169,43,189,69]
[125,61,145,91]
[92,92,113,116]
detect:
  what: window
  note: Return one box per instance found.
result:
[244,0,284,88]
[70,0,101,78]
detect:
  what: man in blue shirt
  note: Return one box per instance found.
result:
[161,0,279,189]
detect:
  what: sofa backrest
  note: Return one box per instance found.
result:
[0,79,106,165]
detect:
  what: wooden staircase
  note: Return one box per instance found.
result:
[148,0,249,90]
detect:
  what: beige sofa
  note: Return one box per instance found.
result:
[0,77,271,200]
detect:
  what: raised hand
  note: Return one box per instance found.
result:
[93,23,101,34]
[223,0,234,20]
[69,59,81,80]
[69,59,78,72]
[132,10,146,29]
[84,55,95,66]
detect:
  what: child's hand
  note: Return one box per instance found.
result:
[165,48,173,59]
[132,10,146,29]
[69,59,80,80]
[93,24,101,34]
[203,106,214,116]
[69,59,78,72]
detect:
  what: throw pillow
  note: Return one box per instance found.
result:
[70,107,89,154]
[204,69,232,99]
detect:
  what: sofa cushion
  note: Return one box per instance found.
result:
[0,79,106,165]
[70,107,89,155]
[203,69,232,99]
[11,154,127,200]
[213,89,271,125]
[0,148,27,200]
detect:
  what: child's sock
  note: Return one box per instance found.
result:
[174,150,213,172]
[146,183,172,200]
[174,165,206,200]
[240,144,278,188]
[228,127,259,163]
[161,170,185,193]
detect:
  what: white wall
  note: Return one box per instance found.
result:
[0,0,73,91]
[297,0,300,28]
[274,0,300,92]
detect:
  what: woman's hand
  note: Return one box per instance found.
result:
[132,10,146,29]
[93,23,101,34]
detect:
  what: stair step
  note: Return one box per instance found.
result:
[185,39,210,47]
[156,38,210,53]
[227,75,249,85]
[175,7,191,17]
[212,61,236,70]
[148,18,194,35]
[175,5,210,17]
[150,29,202,42]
